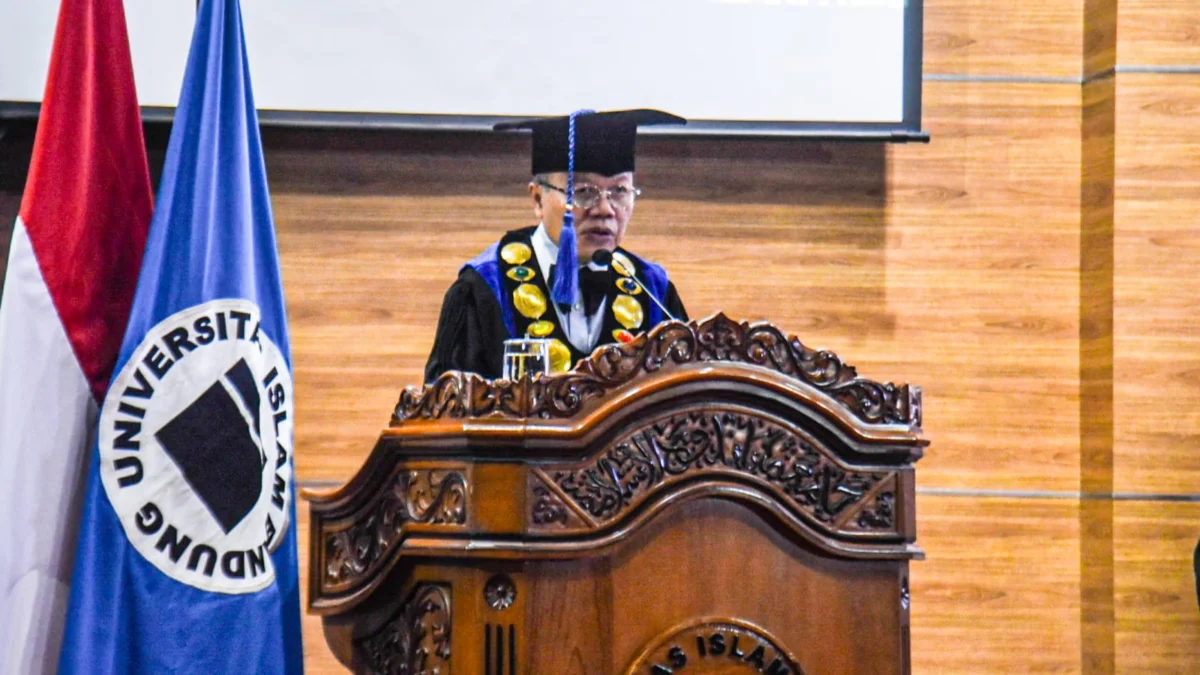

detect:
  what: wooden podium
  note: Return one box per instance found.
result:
[307,315,926,674]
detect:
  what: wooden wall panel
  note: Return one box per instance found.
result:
[1081,76,1116,497]
[270,131,537,480]
[1080,73,1117,674]
[911,495,1082,673]
[280,194,521,481]
[1085,0,1118,77]
[1117,0,1200,66]
[1114,501,1200,672]
[883,81,1082,492]
[1113,74,1200,495]
[924,0,1083,77]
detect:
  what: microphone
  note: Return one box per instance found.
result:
[591,250,678,322]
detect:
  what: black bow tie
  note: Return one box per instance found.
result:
[550,265,611,315]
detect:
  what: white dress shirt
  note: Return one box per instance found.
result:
[530,223,608,354]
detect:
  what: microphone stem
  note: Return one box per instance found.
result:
[638,279,677,322]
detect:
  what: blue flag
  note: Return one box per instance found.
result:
[59,0,303,672]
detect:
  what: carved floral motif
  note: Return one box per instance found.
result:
[484,574,516,611]
[324,470,466,589]
[855,491,895,530]
[393,314,920,427]
[530,484,570,526]
[547,409,894,533]
[358,584,451,675]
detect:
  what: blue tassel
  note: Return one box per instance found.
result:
[551,109,591,307]
[552,210,578,305]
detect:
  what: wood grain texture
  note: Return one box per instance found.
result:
[1081,498,1116,673]
[884,81,1082,492]
[1114,501,1200,673]
[1081,4,1119,666]
[271,131,532,483]
[1081,75,1117,673]
[1082,77,1116,497]
[1085,0,1118,77]
[924,0,1083,77]
[522,499,905,674]
[1113,73,1200,495]
[910,495,1082,674]
[1117,0,1200,66]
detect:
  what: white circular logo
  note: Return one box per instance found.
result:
[99,299,293,594]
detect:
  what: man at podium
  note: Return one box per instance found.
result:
[424,109,690,381]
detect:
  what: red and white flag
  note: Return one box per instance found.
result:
[0,0,152,671]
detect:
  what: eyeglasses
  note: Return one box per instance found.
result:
[536,180,642,210]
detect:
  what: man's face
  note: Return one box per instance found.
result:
[531,171,635,263]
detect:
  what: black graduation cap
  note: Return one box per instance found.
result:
[494,109,686,176]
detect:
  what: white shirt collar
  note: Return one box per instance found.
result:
[530,222,558,285]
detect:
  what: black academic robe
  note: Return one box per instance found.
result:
[424,229,687,382]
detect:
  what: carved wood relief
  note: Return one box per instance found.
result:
[529,484,571,527]
[357,583,451,675]
[324,469,467,592]
[394,314,920,427]
[530,408,899,537]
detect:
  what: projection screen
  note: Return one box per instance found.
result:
[0,0,924,140]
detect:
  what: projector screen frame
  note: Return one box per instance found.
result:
[0,0,925,142]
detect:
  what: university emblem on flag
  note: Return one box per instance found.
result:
[98,298,293,594]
